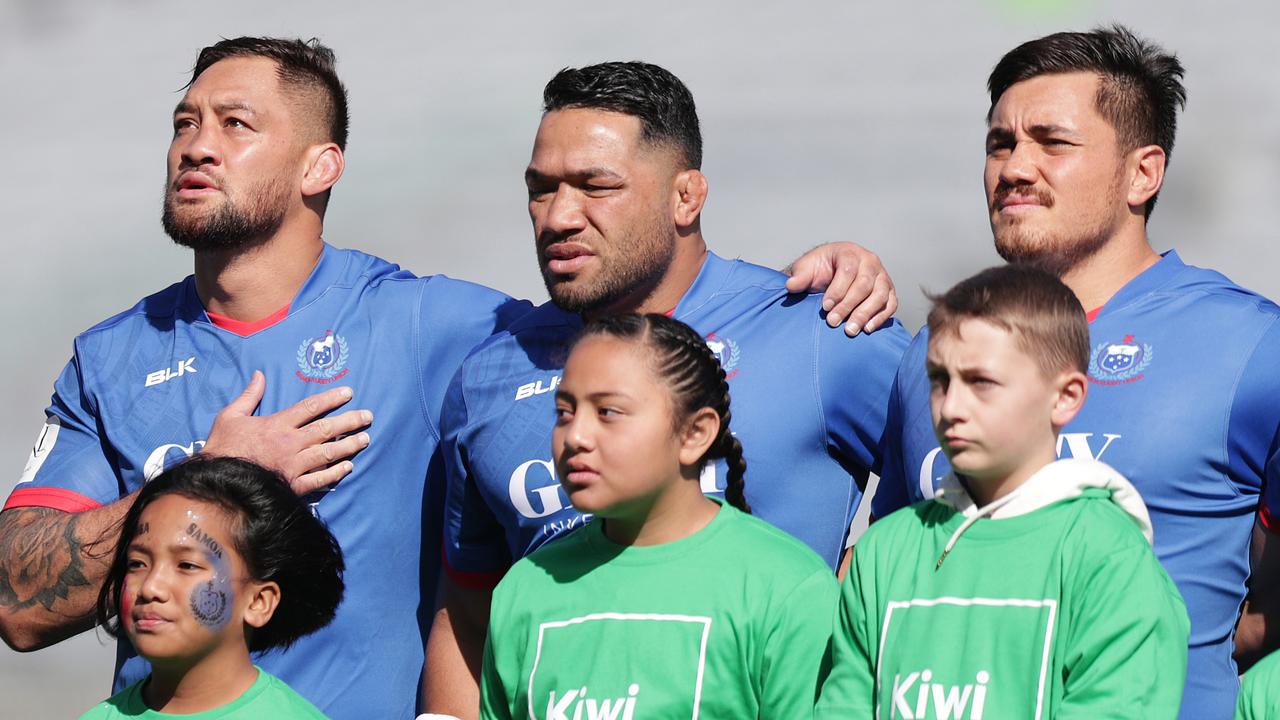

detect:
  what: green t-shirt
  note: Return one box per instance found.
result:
[1237,649,1280,719]
[817,490,1189,719]
[79,667,328,719]
[480,502,838,720]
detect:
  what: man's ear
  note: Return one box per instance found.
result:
[1126,144,1165,212]
[678,406,720,468]
[301,143,345,198]
[242,580,281,630]
[1050,370,1089,429]
[672,169,708,230]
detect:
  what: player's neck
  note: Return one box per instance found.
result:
[194,232,324,322]
[602,479,719,547]
[584,235,708,322]
[1060,225,1160,312]
[143,644,259,713]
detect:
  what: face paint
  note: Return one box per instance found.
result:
[184,522,233,629]
[137,521,150,536]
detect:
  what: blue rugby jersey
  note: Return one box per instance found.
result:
[4,244,530,720]
[441,251,910,585]
[873,251,1280,720]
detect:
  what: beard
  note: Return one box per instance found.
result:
[990,179,1118,278]
[162,174,291,253]
[539,211,676,315]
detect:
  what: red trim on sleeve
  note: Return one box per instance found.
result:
[4,487,103,513]
[441,547,506,590]
[1084,306,1103,323]
[1260,502,1280,534]
[206,304,290,336]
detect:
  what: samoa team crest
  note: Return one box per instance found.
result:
[1089,334,1153,385]
[296,330,351,384]
[705,333,741,380]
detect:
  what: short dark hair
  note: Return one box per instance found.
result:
[987,25,1186,219]
[190,37,349,150]
[927,264,1089,376]
[543,61,702,169]
[96,456,344,653]
[574,313,748,513]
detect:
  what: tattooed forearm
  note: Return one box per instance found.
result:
[0,508,92,614]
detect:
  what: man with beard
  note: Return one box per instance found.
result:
[0,37,532,719]
[423,62,911,717]
[871,26,1280,719]
[0,39,892,718]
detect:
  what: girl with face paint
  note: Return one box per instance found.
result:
[82,457,343,718]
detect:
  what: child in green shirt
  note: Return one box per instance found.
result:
[817,265,1189,718]
[80,456,344,719]
[480,313,837,720]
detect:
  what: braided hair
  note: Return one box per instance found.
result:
[576,313,750,513]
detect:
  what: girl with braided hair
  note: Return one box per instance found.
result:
[480,313,837,720]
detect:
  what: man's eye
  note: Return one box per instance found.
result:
[173,119,197,133]
[225,117,247,129]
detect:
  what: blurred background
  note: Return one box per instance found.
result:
[2,0,1276,714]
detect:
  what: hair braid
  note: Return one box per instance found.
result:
[576,314,750,513]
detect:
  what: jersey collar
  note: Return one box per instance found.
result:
[1089,249,1186,323]
[186,242,348,334]
[671,251,731,319]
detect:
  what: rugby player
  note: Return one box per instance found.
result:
[872,26,1280,719]
[0,40,893,719]
[424,61,911,717]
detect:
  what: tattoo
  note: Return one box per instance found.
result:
[136,522,149,537]
[0,508,92,613]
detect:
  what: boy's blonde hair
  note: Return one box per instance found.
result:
[927,264,1089,377]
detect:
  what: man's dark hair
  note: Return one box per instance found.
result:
[96,456,344,653]
[927,264,1090,377]
[543,61,702,169]
[987,25,1186,219]
[189,37,349,150]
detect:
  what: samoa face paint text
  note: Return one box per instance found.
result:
[184,521,233,629]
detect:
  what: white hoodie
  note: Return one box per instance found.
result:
[931,458,1153,569]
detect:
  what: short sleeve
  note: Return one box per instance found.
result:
[415,276,531,437]
[5,352,120,513]
[815,547,878,718]
[479,579,525,720]
[1058,521,1190,718]
[1231,319,1280,532]
[1237,651,1280,720]
[441,365,513,588]
[871,330,940,521]
[759,568,838,718]
[816,319,909,478]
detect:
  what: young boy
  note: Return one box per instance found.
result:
[817,265,1189,718]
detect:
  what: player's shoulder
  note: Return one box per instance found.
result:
[458,300,578,366]
[722,504,833,577]
[1161,257,1280,320]
[77,278,191,347]
[856,500,951,551]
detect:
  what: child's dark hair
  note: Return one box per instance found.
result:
[575,313,750,513]
[96,456,344,653]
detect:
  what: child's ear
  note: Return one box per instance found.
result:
[1050,370,1089,428]
[678,407,721,467]
[242,580,281,630]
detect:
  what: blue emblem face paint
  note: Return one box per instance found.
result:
[185,521,233,629]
